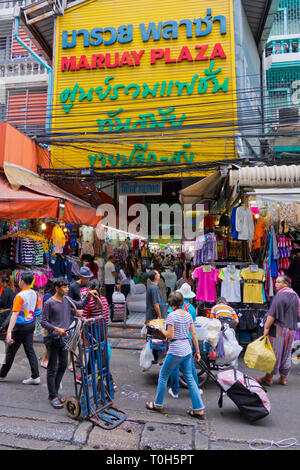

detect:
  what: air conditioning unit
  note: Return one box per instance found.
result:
[278,107,299,125]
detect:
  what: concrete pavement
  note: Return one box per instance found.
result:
[0,341,300,450]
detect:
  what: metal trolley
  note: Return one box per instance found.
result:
[64,315,127,429]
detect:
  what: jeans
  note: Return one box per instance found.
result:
[170,357,199,395]
[154,353,204,411]
[0,322,39,379]
[45,337,68,400]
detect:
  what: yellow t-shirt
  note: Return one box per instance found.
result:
[241,268,265,304]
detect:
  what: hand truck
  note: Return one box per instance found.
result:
[64,315,127,429]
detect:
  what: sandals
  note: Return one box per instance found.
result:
[57,394,66,403]
[145,401,163,413]
[50,398,63,409]
[257,376,273,386]
[187,409,206,420]
[279,377,287,386]
[40,361,48,369]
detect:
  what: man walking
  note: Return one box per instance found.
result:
[41,277,96,408]
[146,270,163,323]
[0,271,41,384]
[104,256,119,307]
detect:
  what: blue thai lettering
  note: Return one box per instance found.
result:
[139,22,162,41]
[77,29,90,47]
[179,19,193,38]
[103,27,117,45]
[62,30,76,49]
[162,21,178,40]
[118,24,133,43]
[90,28,103,46]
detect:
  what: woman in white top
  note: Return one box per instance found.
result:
[145,291,205,419]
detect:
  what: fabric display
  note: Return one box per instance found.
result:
[253,218,264,250]
[192,265,218,302]
[277,236,292,270]
[240,267,266,304]
[12,268,53,288]
[216,235,228,260]
[49,254,72,282]
[218,266,241,303]
[230,205,254,242]
[193,233,217,266]
[15,237,45,266]
[51,225,66,253]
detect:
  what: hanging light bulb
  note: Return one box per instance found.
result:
[41,223,46,231]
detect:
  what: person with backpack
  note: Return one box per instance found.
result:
[167,283,202,399]
[0,271,41,385]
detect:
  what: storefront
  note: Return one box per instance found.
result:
[179,164,300,346]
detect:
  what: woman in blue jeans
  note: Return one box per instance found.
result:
[145,291,205,419]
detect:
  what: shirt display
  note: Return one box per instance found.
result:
[218,267,241,303]
[235,206,255,241]
[192,266,218,302]
[241,267,266,304]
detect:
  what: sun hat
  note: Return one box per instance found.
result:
[176,283,196,299]
[79,266,93,278]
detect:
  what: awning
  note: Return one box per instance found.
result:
[3,162,100,226]
[229,165,300,188]
[179,171,225,205]
[247,188,300,203]
[0,122,49,172]
[0,176,59,219]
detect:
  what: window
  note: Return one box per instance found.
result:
[0,37,7,61]
[6,88,47,132]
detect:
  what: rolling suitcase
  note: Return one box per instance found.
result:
[199,359,271,423]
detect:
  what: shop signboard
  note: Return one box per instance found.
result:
[118,181,162,195]
[51,0,237,176]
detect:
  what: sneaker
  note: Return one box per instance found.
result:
[199,388,203,395]
[76,376,82,384]
[113,381,117,391]
[168,387,179,399]
[0,377,7,382]
[22,377,40,385]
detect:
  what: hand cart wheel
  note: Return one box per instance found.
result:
[64,396,81,420]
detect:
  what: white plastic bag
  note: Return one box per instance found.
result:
[195,324,208,341]
[205,318,222,348]
[140,325,147,338]
[216,327,242,366]
[140,341,153,371]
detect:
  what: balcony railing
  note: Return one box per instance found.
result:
[266,38,300,57]
[0,0,35,9]
[0,60,48,78]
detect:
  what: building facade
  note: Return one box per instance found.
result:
[263,0,300,154]
[0,0,48,134]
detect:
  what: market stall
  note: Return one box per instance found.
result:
[179,165,300,346]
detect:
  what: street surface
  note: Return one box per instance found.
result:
[0,340,300,451]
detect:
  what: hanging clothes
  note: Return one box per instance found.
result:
[235,206,254,241]
[218,266,241,303]
[192,266,218,302]
[241,267,266,304]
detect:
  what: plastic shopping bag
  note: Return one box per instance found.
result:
[140,341,153,371]
[216,328,242,366]
[244,336,276,374]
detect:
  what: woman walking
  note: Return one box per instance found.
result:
[259,275,299,386]
[145,291,205,419]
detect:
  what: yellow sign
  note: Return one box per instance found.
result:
[52,0,237,176]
